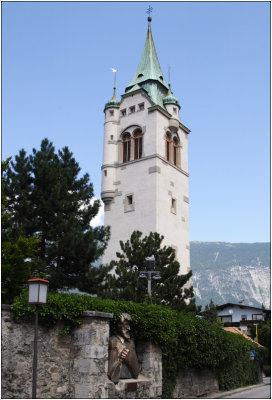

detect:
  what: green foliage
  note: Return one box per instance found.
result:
[2,159,40,303]
[257,317,271,367]
[201,299,219,323]
[11,292,266,397]
[3,139,110,293]
[102,230,199,313]
[263,365,271,377]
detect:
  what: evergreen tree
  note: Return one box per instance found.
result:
[4,139,110,292]
[201,299,219,323]
[102,230,198,312]
[2,159,39,303]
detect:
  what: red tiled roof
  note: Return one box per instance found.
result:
[223,327,263,347]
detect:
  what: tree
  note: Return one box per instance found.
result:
[3,139,110,292]
[102,230,199,313]
[258,317,271,364]
[2,159,39,303]
[201,299,219,323]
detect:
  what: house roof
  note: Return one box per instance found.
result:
[223,327,263,347]
[216,303,270,313]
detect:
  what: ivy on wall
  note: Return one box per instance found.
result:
[11,291,266,397]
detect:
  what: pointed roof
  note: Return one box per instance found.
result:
[125,17,169,106]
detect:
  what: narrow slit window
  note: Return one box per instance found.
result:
[121,109,126,117]
[171,198,176,214]
[166,133,171,162]
[122,133,131,163]
[127,195,133,205]
[134,130,143,160]
[173,137,178,166]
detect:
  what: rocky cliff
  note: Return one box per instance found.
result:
[190,242,270,309]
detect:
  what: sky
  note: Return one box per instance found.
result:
[2,1,270,243]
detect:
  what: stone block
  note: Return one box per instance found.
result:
[72,328,96,345]
[84,345,107,359]
[74,383,91,398]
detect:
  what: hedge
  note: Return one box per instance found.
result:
[11,291,266,397]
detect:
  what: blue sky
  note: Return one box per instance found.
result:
[2,1,270,243]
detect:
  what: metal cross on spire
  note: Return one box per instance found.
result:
[146,5,153,21]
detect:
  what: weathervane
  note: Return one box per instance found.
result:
[110,67,117,99]
[146,5,153,21]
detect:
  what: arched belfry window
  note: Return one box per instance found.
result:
[122,133,131,163]
[166,132,171,162]
[133,129,143,160]
[173,136,179,166]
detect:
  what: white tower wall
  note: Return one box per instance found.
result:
[102,91,190,274]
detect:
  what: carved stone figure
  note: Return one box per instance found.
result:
[108,313,140,384]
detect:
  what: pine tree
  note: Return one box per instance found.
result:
[4,139,110,292]
[201,299,218,323]
[2,159,39,303]
[102,230,198,313]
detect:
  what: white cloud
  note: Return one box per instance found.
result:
[90,198,104,228]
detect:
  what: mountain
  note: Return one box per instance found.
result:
[190,242,270,309]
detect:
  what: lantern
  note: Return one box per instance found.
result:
[28,279,49,305]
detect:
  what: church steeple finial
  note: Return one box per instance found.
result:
[104,68,120,111]
[125,9,169,106]
[111,68,117,101]
[146,5,153,24]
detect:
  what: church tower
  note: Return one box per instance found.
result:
[101,16,190,275]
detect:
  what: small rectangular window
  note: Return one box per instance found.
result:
[241,315,247,321]
[124,194,134,212]
[173,107,177,114]
[252,314,263,321]
[121,109,126,116]
[139,103,144,111]
[129,106,135,113]
[220,316,232,323]
[171,198,176,214]
[104,170,107,177]
[127,195,133,205]
[110,135,114,140]
[109,110,114,116]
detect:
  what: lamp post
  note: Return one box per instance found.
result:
[139,255,161,296]
[28,278,49,399]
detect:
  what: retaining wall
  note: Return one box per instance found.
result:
[2,305,219,398]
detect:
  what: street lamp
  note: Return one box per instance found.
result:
[139,256,161,296]
[28,278,49,399]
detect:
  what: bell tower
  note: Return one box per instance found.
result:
[101,16,190,275]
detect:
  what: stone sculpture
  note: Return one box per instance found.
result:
[108,313,140,384]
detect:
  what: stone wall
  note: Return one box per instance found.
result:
[1,306,163,399]
[173,368,219,398]
[2,305,220,399]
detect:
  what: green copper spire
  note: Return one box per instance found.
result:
[163,67,180,107]
[125,17,169,107]
[104,69,120,110]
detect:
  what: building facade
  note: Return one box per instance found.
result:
[217,302,270,336]
[101,17,190,274]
